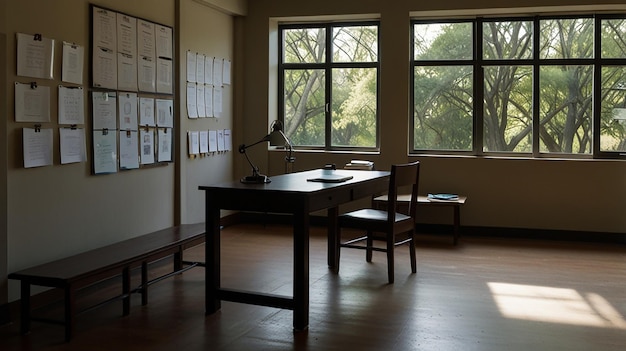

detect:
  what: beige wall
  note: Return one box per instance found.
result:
[241,0,626,234]
[1,0,8,311]
[176,0,235,224]
[1,0,239,303]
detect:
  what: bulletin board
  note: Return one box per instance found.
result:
[90,5,175,174]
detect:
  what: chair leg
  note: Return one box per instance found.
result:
[387,234,394,284]
[335,228,341,274]
[409,231,417,273]
[366,231,373,262]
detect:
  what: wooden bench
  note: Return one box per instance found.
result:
[372,194,467,245]
[8,223,205,342]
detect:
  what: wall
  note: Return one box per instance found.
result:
[3,0,177,302]
[242,0,626,235]
[176,0,237,224]
[1,0,8,321]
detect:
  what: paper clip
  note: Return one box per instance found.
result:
[33,33,42,41]
[126,130,132,137]
[30,82,37,89]
[102,128,109,135]
[70,124,77,130]
[34,124,41,132]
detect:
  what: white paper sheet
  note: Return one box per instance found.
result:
[92,46,117,89]
[119,130,139,169]
[15,82,50,123]
[213,58,223,86]
[92,92,117,130]
[16,33,55,79]
[156,99,173,127]
[217,129,225,151]
[186,83,198,118]
[223,129,232,151]
[116,13,137,56]
[188,131,200,155]
[196,54,205,84]
[138,19,155,59]
[223,59,231,85]
[208,130,218,152]
[205,84,213,118]
[213,86,223,117]
[140,128,155,164]
[139,97,155,126]
[117,53,138,91]
[23,127,53,168]
[199,130,209,154]
[138,56,156,92]
[157,128,172,162]
[186,51,196,83]
[156,58,172,94]
[196,84,206,118]
[59,127,87,164]
[93,130,117,174]
[62,41,84,84]
[204,56,213,84]
[118,92,138,130]
[58,86,84,125]
[155,25,173,59]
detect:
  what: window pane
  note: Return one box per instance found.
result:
[483,21,533,60]
[413,66,473,150]
[539,65,593,154]
[540,18,594,59]
[283,28,326,64]
[483,66,533,152]
[332,25,378,63]
[331,68,377,147]
[413,22,473,60]
[600,66,626,152]
[601,18,626,58]
[284,69,325,146]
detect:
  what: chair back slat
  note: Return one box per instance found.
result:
[387,161,420,223]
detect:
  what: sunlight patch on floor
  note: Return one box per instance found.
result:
[488,282,626,329]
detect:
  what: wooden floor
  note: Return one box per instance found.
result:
[1,223,625,351]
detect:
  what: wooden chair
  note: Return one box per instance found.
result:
[337,161,420,284]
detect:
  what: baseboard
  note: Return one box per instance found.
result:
[237,211,626,245]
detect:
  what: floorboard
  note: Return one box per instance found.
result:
[1,223,625,351]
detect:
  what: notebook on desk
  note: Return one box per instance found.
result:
[306,174,354,183]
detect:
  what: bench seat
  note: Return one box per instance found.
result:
[8,223,205,341]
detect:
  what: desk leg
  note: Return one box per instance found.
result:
[327,206,339,270]
[64,286,75,342]
[19,281,30,335]
[453,205,460,246]
[205,203,221,315]
[293,210,310,330]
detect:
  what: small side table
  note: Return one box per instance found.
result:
[372,194,467,245]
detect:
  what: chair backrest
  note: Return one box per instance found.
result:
[386,161,420,223]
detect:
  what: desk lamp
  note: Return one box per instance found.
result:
[239,120,294,183]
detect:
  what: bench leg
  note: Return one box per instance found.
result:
[19,281,31,335]
[64,286,75,342]
[174,247,183,272]
[122,267,130,315]
[141,262,148,306]
[453,205,460,245]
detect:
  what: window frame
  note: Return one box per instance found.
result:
[278,21,381,151]
[410,14,626,160]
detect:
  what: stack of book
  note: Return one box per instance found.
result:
[427,193,459,202]
[344,160,374,170]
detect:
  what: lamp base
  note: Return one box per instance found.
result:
[240,174,271,184]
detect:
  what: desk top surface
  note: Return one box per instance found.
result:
[200,169,390,193]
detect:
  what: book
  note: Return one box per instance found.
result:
[344,159,374,170]
[427,193,459,201]
[307,174,354,183]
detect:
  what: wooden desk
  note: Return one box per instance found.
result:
[199,169,390,330]
[373,194,467,245]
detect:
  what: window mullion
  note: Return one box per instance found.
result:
[532,17,541,157]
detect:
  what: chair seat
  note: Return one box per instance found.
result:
[341,209,411,223]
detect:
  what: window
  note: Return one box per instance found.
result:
[411,15,626,158]
[279,22,380,150]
